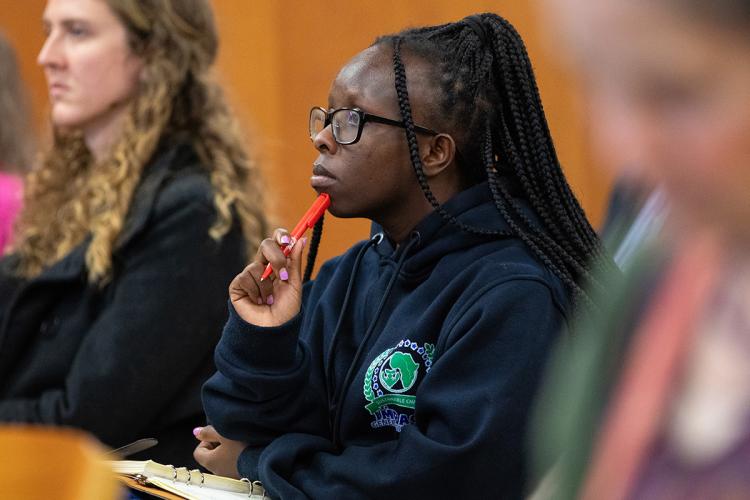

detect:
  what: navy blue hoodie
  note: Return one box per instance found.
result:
[203,182,570,499]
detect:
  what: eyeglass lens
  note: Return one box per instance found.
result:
[309,108,362,144]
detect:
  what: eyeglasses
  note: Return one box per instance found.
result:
[309,106,438,145]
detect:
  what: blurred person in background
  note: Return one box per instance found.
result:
[0,31,34,255]
[0,0,268,466]
[532,0,750,499]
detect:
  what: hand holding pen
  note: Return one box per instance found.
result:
[228,194,330,327]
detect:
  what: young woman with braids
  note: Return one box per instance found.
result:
[195,13,603,498]
[0,0,268,465]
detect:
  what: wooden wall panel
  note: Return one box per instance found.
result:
[1,0,611,267]
[0,0,47,134]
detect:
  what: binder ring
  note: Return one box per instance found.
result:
[192,469,205,487]
[240,478,254,497]
[169,465,177,482]
[186,469,192,485]
[177,467,189,483]
[253,480,266,499]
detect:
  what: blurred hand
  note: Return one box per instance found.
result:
[229,229,306,327]
[193,425,246,479]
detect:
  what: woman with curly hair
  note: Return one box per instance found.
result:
[0,0,268,466]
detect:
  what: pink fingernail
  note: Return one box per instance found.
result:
[279,268,289,281]
[280,235,291,245]
[193,427,202,437]
[257,297,263,305]
[266,294,274,305]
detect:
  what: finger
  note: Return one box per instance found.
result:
[272,229,294,282]
[194,425,220,441]
[196,439,218,450]
[257,238,289,279]
[193,426,220,450]
[284,236,306,286]
[272,228,292,248]
[247,263,275,305]
[193,443,213,469]
[229,264,263,305]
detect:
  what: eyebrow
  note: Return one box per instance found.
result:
[42,16,93,29]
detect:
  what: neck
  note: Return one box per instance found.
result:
[379,179,464,243]
[82,102,132,163]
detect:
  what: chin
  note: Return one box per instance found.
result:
[50,106,94,130]
[325,204,357,220]
[51,115,86,130]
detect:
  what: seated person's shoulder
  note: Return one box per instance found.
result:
[143,140,218,214]
[470,240,571,307]
[480,239,559,282]
[157,164,214,211]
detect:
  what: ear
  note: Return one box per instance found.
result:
[420,133,456,179]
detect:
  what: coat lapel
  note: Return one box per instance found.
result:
[0,141,200,366]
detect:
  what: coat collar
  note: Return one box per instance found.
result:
[116,140,199,249]
[35,140,201,284]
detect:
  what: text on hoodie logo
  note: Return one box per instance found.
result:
[363,339,435,432]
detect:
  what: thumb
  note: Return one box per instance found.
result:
[286,236,306,285]
[193,425,220,442]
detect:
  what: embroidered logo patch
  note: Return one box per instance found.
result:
[363,339,435,432]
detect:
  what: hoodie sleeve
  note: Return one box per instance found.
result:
[253,278,566,499]
[202,281,331,451]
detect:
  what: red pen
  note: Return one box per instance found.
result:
[259,193,331,281]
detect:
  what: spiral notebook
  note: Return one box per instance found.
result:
[110,460,267,500]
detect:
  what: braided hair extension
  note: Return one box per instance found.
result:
[376,13,613,302]
[391,38,512,240]
[303,216,325,283]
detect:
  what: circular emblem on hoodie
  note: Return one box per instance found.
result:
[363,339,435,432]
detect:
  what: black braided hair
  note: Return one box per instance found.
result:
[303,215,325,283]
[375,13,612,302]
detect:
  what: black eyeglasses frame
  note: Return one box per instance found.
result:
[309,106,439,145]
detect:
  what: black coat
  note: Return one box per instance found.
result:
[0,141,246,466]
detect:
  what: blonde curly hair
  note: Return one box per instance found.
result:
[14,0,268,282]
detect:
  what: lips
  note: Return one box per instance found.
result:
[312,163,335,178]
[48,82,69,99]
[311,163,336,190]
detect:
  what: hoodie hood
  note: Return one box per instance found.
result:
[371,182,532,281]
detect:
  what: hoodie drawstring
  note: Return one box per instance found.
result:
[324,233,384,409]
[328,231,421,450]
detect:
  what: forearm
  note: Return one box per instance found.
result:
[204,304,328,444]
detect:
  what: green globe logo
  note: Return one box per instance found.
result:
[379,352,419,393]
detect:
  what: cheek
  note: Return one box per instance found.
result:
[331,141,408,213]
[73,46,141,107]
[353,137,406,185]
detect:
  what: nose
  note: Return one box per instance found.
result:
[312,125,338,155]
[37,30,63,69]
